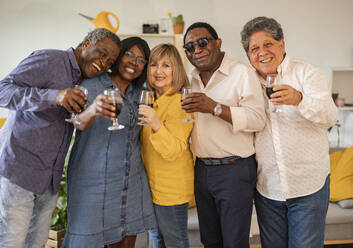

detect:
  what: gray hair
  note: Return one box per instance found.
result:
[77,28,121,48]
[240,16,284,52]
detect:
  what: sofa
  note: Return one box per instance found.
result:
[187,202,353,246]
[134,201,353,247]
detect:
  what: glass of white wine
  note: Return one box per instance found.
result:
[181,87,195,122]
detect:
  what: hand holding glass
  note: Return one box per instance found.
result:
[65,85,88,125]
[181,87,195,122]
[104,89,124,131]
[138,90,154,126]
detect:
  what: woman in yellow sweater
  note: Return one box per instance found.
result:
[139,43,194,248]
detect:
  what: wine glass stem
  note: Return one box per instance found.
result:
[113,118,118,126]
[73,113,81,125]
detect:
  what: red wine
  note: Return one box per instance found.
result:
[266,87,274,99]
[110,103,123,116]
[71,100,86,113]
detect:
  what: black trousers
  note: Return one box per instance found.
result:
[194,155,257,248]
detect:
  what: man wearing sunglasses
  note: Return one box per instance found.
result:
[181,22,266,248]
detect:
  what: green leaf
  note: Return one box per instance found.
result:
[51,213,59,226]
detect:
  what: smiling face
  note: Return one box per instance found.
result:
[79,37,120,78]
[118,45,146,82]
[247,31,285,79]
[184,27,222,72]
[148,56,173,96]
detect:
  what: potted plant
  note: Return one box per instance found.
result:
[169,13,184,34]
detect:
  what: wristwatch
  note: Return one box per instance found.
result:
[213,103,222,116]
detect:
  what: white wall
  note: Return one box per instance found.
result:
[1,0,353,145]
[1,0,353,80]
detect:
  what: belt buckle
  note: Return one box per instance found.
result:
[228,159,236,164]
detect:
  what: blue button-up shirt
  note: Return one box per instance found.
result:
[0,48,81,194]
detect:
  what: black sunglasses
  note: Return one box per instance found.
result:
[183,37,215,53]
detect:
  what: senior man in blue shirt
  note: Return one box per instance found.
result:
[0,28,121,248]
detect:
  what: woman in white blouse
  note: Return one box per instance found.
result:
[241,16,338,248]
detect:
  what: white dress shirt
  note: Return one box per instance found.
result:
[255,56,338,201]
[190,54,266,158]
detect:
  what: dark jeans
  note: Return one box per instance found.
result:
[255,175,330,248]
[194,155,257,248]
[148,203,189,248]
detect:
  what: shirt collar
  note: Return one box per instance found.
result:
[277,54,290,77]
[217,53,232,76]
[191,53,230,80]
[100,74,144,100]
[154,87,174,108]
[66,47,81,82]
[100,73,115,89]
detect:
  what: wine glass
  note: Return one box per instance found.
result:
[181,87,195,122]
[104,89,124,131]
[65,85,88,125]
[266,74,281,113]
[138,90,154,126]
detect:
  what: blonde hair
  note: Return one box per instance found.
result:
[147,43,190,96]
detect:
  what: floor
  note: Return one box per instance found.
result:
[248,245,353,248]
[325,245,353,248]
[248,244,353,248]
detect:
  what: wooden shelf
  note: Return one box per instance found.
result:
[118,33,180,38]
[331,67,353,71]
[338,106,353,111]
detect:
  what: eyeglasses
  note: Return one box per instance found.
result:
[124,51,147,66]
[183,37,215,53]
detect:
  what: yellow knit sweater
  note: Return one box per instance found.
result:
[141,89,194,206]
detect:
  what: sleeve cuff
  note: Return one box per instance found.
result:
[297,93,311,115]
[150,124,167,145]
[230,106,247,132]
[47,89,59,108]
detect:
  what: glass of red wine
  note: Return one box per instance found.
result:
[138,90,154,126]
[104,89,124,131]
[266,74,281,112]
[181,87,195,122]
[65,85,88,125]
